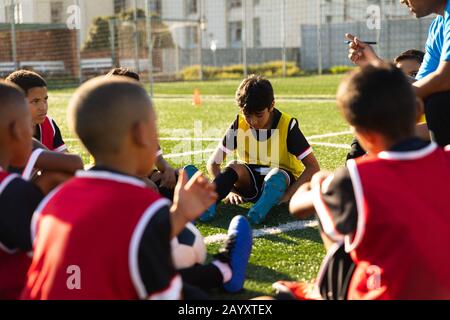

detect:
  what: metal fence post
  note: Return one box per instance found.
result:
[10,0,18,70]
[76,0,82,85]
[316,0,323,75]
[281,0,287,77]
[145,0,154,97]
[133,0,140,73]
[242,0,247,77]
[109,18,116,67]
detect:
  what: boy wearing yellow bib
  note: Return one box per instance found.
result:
[202,75,320,224]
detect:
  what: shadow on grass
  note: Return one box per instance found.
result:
[280,227,323,244]
[198,202,297,230]
[210,263,295,300]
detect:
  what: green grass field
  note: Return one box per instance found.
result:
[49,75,352,299]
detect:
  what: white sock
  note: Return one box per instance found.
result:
[212,260,232,283]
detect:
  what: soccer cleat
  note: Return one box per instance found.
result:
[216,215,252,293]
[183,165,217,222]
[183,165,199,179]
[247,169,287,224]
[199,203,217,222]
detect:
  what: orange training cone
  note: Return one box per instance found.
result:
[193,88,202,106]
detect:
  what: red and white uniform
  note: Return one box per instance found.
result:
[0,168,42,299]
[34,116,66,152]
[21,169,181,300]
[314,142,450,300]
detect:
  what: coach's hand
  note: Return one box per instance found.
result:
[346,33,380,66]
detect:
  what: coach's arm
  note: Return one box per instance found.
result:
[413,60,450,99]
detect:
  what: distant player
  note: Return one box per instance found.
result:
[394,49,425,79]
[106,68,177,198]
[6,70,67,152]
[286,63,450,300]
[202,75,320,224]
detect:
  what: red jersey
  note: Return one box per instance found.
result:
[21,169,181,300]
[0,171,33,299]
[34,116,66,152]
[343,143,450,299]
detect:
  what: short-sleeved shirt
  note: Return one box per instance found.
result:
[0,170,43,299]
[416,1,450,80]
[220,109,312,161]
[0,175,43,251]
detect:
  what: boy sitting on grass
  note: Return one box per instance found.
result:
[0,81,61,299]
[106,67,178,198]
[6,70,67,152]
[21,76,219,300]
[284,62,450,300]
[199,75,320,224]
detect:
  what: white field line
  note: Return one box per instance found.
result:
[163,149,216,159]
[159,142,349,159]
[51,93,335,103]
[311,142,351,150]
[306,131,352,140]
[64,131,351,143]
[159,137,221,142]
[204,220,319,245]
[64,131,352,157]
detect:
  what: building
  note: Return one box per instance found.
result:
[0,0,115,43]
[0,0,412,49]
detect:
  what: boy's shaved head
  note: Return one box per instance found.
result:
[0,80,33,168]
[68,76,154,157]
[0,80,28,127]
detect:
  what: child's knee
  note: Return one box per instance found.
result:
[264,168,289,191]
[226,161,247,176]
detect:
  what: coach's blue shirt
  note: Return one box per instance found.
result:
[416,0,450,80]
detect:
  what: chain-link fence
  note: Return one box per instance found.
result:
[0,0,435,89]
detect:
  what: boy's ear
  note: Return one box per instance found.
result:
[8,120,20,141]
[354,127,377,151]
[131,121,147,148]
[270,100,275,110]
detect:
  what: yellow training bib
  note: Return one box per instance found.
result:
[236,111,303,179]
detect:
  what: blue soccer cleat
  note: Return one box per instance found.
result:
[183,165,199,179]
[199,203,217,222]
[247,169,287,225]
[218,215,252,293]
[183,165,217,222]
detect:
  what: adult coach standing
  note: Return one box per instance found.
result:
[347,0,450,146]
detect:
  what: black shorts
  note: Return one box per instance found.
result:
[316,243,356,300]
[275,243,356,300]
[232,162,296,203]
[425,91,450,147]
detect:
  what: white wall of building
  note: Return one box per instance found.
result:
[0,0,416,49]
